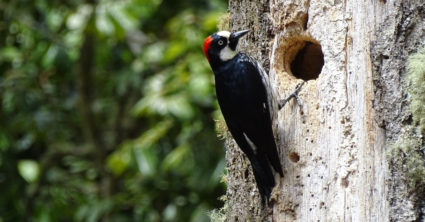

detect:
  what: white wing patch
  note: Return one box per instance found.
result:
[220,45,237,61]
[243,132,258,153]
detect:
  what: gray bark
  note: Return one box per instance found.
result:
[224,0,425,221]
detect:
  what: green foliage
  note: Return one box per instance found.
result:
[17,160,40,183]
[0,0,226,221]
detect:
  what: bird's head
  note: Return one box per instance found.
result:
[203,30,249,64]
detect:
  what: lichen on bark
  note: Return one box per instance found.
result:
[386,46,425,221]
[371,2,425,221]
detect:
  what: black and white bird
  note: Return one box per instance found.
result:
[203,30,283,202]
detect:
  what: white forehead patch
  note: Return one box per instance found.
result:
[216,31,231,38]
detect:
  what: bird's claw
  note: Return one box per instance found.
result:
[278,81,305,110]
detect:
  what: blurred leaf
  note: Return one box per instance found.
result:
[190,204,210,222]
[203,12,224,31]
[76,199,113,222]
[107,147,131,176]
[133,72,195,119]
[163,41,186,63]
[96,12,114,35]
[133,119,173,149]
[163,204,177,221]
[42,45,58,68]
[162,143,193,172]
[109,3,138,32]
[107,12,127,39]
[209,158,225,188]
[142,42,166,64]
[108,120,173,176]
[0,134,9,152]
[67,4,93,30]
[17,160,40,183]
[0,47,21,62]
[134,145,157,176]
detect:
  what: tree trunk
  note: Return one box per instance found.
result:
[224,0,425,221]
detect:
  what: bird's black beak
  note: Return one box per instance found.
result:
[229,30,249,50]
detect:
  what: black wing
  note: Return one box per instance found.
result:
[214,54,283,200]
[240,55,283,177]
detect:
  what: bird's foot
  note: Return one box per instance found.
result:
[278,81,305,110]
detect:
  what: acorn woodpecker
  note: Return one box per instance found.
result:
[203,30,283,202]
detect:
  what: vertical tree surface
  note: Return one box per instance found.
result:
[224,0,425,221]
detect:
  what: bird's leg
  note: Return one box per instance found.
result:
[278,81,305,111]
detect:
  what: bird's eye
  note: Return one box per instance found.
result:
[218,40,224,45]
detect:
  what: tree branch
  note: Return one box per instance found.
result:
[76,18,105,162]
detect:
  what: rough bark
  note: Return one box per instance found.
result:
[224,0,425,221]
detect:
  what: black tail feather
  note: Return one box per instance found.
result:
[248,154,276,203]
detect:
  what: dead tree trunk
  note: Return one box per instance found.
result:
[224,0,425,221]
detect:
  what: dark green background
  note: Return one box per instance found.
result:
[0,0,226,221]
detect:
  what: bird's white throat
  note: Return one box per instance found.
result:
[216,31,237,61]
[220,45,237,61]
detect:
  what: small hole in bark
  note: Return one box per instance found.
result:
[402,114,413,125]
[244,169,249,178]
[341,178,349,187]
[290,41,324,80]
[289,152,300,162]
